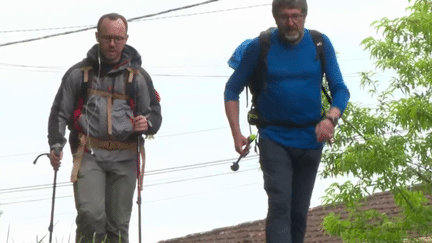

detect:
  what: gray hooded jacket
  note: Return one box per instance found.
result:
[48,44,162,162]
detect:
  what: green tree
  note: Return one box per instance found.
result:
[320,0,432,242]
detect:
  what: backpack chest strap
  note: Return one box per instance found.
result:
[87,89,129,100]
[79,66,136,138]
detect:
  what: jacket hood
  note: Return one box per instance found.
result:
[85,44,143,69]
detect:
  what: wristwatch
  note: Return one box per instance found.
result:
[326,115,339,127]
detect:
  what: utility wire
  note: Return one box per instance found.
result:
[7,183,259,220]
[0,67,63,74]
[157,126,229,138]
[0,25,95,34]
[0,62,64,69]
[127,0,220,22]
[0,63,390,79]
[134,3,271,22]
[0,156,260,194]
[0,58,372,71]
[0,167,260,206]
[0,126,232,159]
[0,0,220,48]
[145,155,259,176]
[0,3,269,34]
[0,66,392,79]
[152,74,229,78]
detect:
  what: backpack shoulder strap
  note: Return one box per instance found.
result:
[250,27,275,107]
[258,27,275,74]
[309,29,333,105]
[125,68,140,113]
[126,67,135,83]
[309,29,325,68]
[80,65,95,103]
[258,27,274,63]
[75,66,94,103]
[81,66,93,83]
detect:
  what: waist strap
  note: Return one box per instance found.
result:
[88,136,136,151]
[70,133,139,183]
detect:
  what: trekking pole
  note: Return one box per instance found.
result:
[33,147,61,243]
[136,136,144,243]
[230,134,256,171]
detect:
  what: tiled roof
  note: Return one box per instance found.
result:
[158,220,266,243]
[159,190,432,243]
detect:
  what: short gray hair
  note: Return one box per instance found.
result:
[272,0,308,17]
[97,13,128,33]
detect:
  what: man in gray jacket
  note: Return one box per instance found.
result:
[48,13,162,243]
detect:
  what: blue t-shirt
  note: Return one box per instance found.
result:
[224,28,350,149]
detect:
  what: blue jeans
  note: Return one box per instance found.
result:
[259,138,322,243]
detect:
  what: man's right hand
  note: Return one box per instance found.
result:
[49,150,63,169]
[234,134,250,156]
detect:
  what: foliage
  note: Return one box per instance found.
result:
[320,0,432,242]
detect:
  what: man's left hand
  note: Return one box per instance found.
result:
[132,115,149,132]
[315,118,334,143]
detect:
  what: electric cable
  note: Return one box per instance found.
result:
[0,0,221,48]
[0,3,270,34]
[133,3,271,22]
[0,166,260,206]
[0,58,374,71]
[0,155,260,195]
[0,126,233,160]
[6,182,260,222]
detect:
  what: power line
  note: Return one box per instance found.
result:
[0,167,260,206]
[0,25,95,34]
[0,0,220,48]
[133,3,271,22]
[127,0,220,22]
[0,155,260,195]
[147,64,225,68]
[145,155,259,176]
[127,156,260,185]
[0,126,232,160]
[0,59,374,73]
[0,66,231,76]
[0,62,64,69]
[152,74,229,78]
[0,3,269,34]
[7,182,260,221]
[1,65,392,79]
[157,126,229,138]
[0,67,63,73]
[0,62,391,79]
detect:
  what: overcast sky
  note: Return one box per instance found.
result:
[0,0,410,242]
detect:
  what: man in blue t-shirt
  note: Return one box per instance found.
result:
[224,0,350,242]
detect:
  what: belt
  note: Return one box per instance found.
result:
[70,133,145,183]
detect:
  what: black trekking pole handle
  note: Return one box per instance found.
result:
[33,147,61,243]
[33,148,61,165]
[230,134,257,172]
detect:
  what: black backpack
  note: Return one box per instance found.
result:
[247,28,333,128]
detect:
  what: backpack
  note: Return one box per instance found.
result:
[68,66,160,153]
[247,28,333,128]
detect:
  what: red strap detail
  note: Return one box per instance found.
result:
[73,97,85,133]
[154,90,161,102]
[128,99,136,116]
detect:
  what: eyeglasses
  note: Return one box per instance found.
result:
[278,14,305,23]
[99,35,126,44]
